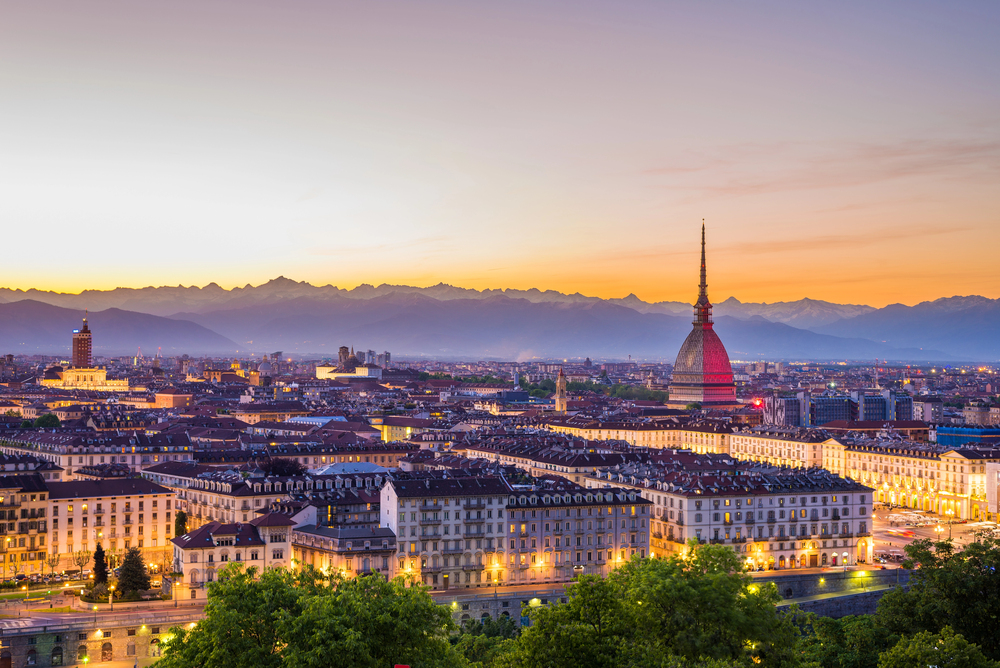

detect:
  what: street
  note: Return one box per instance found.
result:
[871,507,995,559]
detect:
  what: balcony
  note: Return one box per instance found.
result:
[731,537,746,544]
[463,501,487,511]
[839,532,854,538]
[418,517,442,525]
[443,545,464,553]
[421,565,443,573]
[745,517,755,525]
[419,504,442,512]
[462,563,483,571]
[766,517,777,524]
[93,509,106,515]
[709,538,724,545]
[463,530,485,538]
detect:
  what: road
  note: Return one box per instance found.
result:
[871,507,994,558]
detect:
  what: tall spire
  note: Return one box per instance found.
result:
[699,219,707,297]
[693,219,713,327]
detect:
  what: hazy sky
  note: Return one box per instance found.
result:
[1,1,998,307]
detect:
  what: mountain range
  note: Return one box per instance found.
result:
[0,278,996,361]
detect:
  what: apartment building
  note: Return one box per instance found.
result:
[170,514,295,600]
[48,478,176,572]
[381,475,652,591]
[464,442,639,484]
[291,525,396,579]
[381,476,511,591]
[542,417,733,454]
[143,461,388,531]
[823,436,1000,521]
[586,462,873,569]
[728,426,833,469]
[0,432,193,479]
[0,475,50,577]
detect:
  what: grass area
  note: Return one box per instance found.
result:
[37,607,74,614]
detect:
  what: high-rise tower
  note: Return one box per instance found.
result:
[72,315,92,368]
[667,223,738,409]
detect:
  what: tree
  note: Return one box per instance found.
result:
[877,627,999,668]
[45,552,61,578]
[505,574,632,668]
[797,613,897,668]
[260,457,307,477]
[506,542,798,668]
[174,510,188,537]
[93,544,109,585]
[686,402,703,410]
[19,420,33,429]
[33,414,61,429]
[72,550,91,574]
[874,537,1000,660]
[7,560,23,583]
[452,616,521,668]
[159,565,464,668]
[117,547,150,594]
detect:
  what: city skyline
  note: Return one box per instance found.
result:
[2,1,999,306]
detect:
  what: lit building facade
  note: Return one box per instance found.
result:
[587,464,873,569]
[822,437,1000,521]
[381,476,651,591]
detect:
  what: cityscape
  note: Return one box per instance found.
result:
[2,2,999,668]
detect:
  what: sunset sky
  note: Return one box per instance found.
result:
[1,1,997,307]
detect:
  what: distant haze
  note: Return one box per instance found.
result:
[1,1,999,306]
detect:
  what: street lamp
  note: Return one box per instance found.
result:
[109,585,115,611]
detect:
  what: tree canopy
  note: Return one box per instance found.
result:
[261,457,308,477]
[117,546,150,594]
[93,544,109,585]
[159,565,463,668]
[500,542,798,668]
[33,414,61,428]
[877,627,998,668]
[155,537,1000,668]
[874,537,1000,660]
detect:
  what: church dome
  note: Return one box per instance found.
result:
[258,360,273,374]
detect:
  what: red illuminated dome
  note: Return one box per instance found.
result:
[667,224,739,409]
